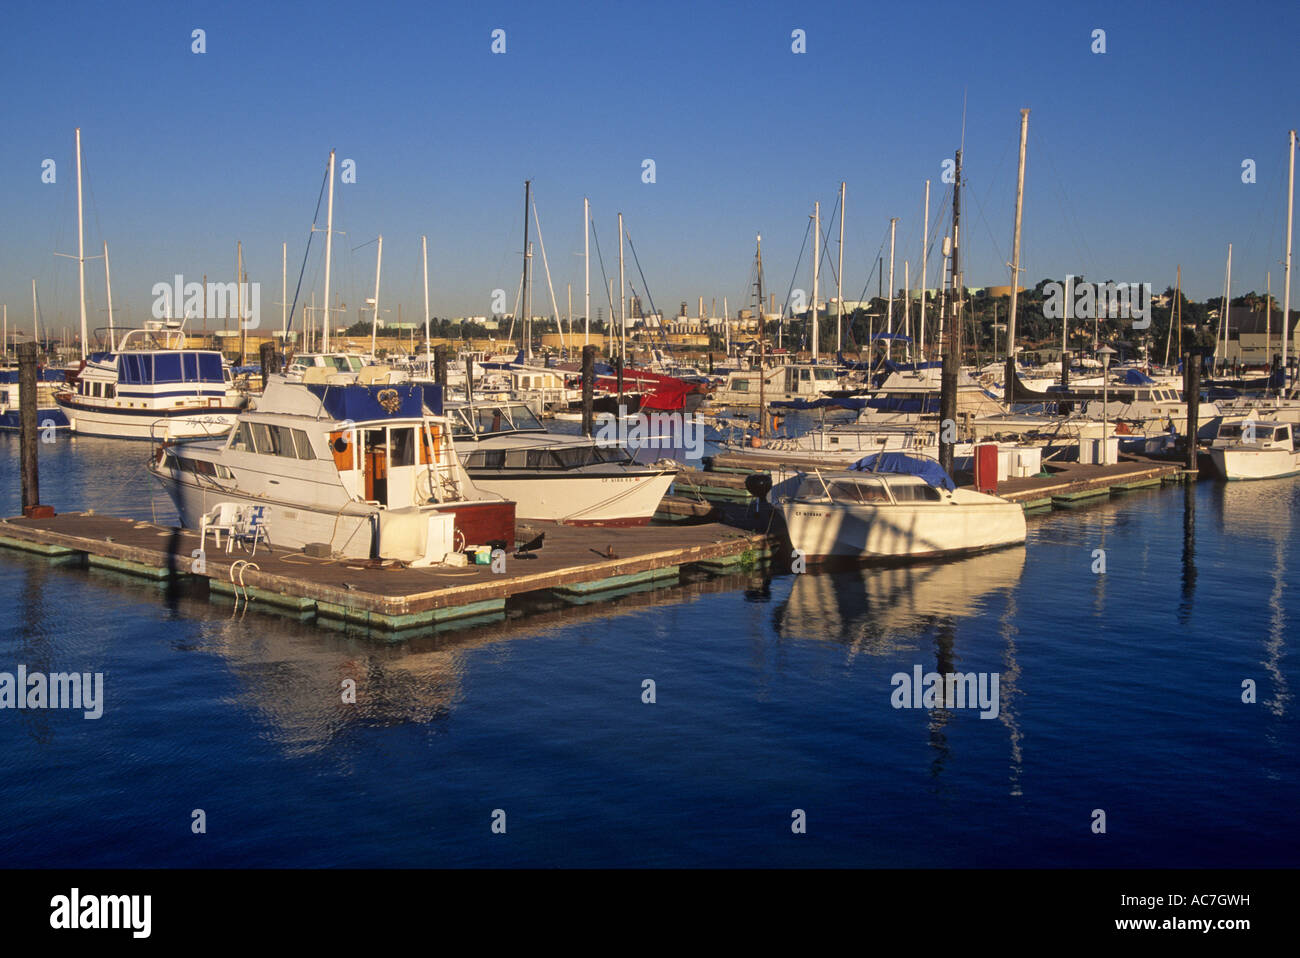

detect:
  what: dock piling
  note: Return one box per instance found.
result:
[1186,350,1200,473]
[18,342,43,517]
[581,344,595,436]
[433,345,447,387]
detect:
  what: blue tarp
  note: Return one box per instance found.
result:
[848,452,956,491]
[306,382,427,422]
[1122,369,1157,386]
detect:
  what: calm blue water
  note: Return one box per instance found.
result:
[0,433,1295,867]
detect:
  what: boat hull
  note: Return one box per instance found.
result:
[1207,446,1300,481]
[779,497,1027,562]
[466,471,675,525]
[57,396,238,440]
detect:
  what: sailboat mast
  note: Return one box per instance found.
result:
[322,151,336,353]
[1006,109,1029,393]
[281,242,287,346]
[103,241,115,352]
[32,280,39,356]
[618,212,625,364]
[837,182,845,355]
[583,197,590,347]
[811,201,820,363]
[921,180,930,361]
[886,217,897,361]
[370,235,383,357]
[1282,130,1296,392]
[422,235,430,363]
[521,180,531,360]
[756,234,765,437]
[75,128,87,359]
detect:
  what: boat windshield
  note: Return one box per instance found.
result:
[794,477,892,503]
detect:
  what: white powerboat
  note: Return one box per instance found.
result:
[1207,418,1300,481]
[761,453,1026,562]
[55,322,245,440]
[148,377,516,559]
[446,399,677,526]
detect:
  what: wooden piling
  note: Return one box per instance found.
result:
[258,341,277,382]
[1186,350,1200,472]
[465,354,474,402]
[615,355,624,403]
[581,344,595,436]
[938,343,957,475]
[18,342,41,516]
[433,345,447,387]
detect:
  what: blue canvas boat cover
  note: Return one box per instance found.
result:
[848,452,956,491]
[770,396,870,410]
[1122,369,1157,385]
[306,382,429,421]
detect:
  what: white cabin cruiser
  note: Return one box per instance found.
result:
[759,452,1026,562]
[149,377,516,559]
[55,322,245,440]
[1207,418,1300,481]
[445,399,677,526]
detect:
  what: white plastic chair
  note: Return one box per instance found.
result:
[200,503,242,553]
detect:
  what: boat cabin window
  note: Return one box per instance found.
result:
[731,378,749,392]
[816,368,837,380]
[888,482,944,502]
[504,403,542,430]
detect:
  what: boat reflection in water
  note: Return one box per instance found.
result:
[775,547,1028,793]
[774,546,1026,654]
[192,570,767,759]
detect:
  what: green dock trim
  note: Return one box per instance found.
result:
[0,535,78,557]
[1020,498,1054,511]
[1051,487,1113,505]
[87,554,174,580]
[552,565,679,596]
[1112,477,1163,492]
[209,579,318,611]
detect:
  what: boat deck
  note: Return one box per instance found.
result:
[0,513,771,633]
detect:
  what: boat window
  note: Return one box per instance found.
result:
[183,353,199,381]
[198,353,224,382]
[800,369,811,381]
[272,425,298,457]
[732,378,749,392]
[230,421,254,451]
[193,459,217,477]
[291,429,315,459]
[506,404,543,430]
[794,478,830,499]
[889,483,943,502]
[816,368,837,380]
[467,450,506,469]
[476,407,509,434]
[827,480,892,504]
[524,449,558,469]
[250,423,273,455]
[596,446,632,464]
[505,450,529,468]
[552,445,601,469]
[106,384,115,398]
[154,353,183,383]
[390,427,416,467]
[348,357,363,372]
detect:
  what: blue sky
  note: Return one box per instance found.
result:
[2,0,1297,340]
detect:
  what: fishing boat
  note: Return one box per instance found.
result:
[445,399,677,525]
[758,452,1026,562]
[1207,418,1300,480]
[148,377,515,559]
[55,322,245,440]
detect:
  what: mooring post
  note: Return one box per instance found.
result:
[615,355,624,404]
[433,345,447,388]
[18,342,41,516]
[581,344,596,437]
[1186,350,1200,474]
[258,341,276,385]
[465,354,474,402]
[938,341,958,476]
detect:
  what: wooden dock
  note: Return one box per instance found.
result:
[0,513,772,634]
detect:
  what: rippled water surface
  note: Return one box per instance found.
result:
[0,433,1295,867]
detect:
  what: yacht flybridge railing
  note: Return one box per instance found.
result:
[99,321,190,352]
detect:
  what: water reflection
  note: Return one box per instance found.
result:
[1218,480,1295,723]
[774,547,1027,654]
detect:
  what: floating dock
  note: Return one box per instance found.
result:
[0,513,772,634]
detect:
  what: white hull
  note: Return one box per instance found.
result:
[780,493,1026,560]
[1207,447,1300,481]
[60,402,237,440]
[468,472,675,525]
